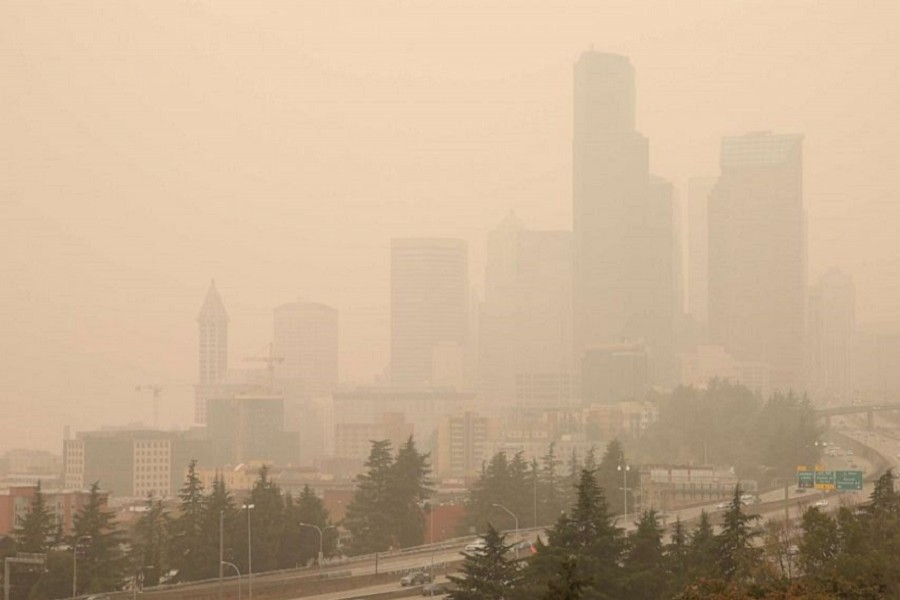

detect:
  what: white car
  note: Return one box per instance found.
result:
[464,539,488,553]
[813,499,829,508]
[715,501,730,511]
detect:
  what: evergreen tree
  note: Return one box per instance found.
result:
[715,486,761,585]
[798,507,839,581]
[539,444,565,526]
[131,494,169,587]
[522,469,623,600]
[344,440,395,554]
[389,436,433,548]
[243,465,284,573]
[17,482,55,554]
[70,482,125,594]
[622,510,667,600]
[200,475,238,580]
[448,524,519,600]
[597,440,628,518]
[168,460,206,582]
[540,556,588,600]
[289,484,335,567]
[666,517,691,595]
[686,511,718,582]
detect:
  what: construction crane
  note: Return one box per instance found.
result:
[244,342,284,392]
[134,383,192,429]
[134,384,164,429]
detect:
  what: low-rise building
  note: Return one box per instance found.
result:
[0,486,105,537]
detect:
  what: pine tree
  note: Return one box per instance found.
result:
[17,481,55,553]
[448,524,519,600]
[597,440,628,519]
[389,436,433,548]
[541,556,588,600]
[666,517,691,594]
[243,465,284,573]
[200,475,238,580]
[168,460,206,582]
[344,440,394,554]
[131,494,169,587]
[290,484,335,566]
[686,511,718,582]
[522,469,623,600]
[70,482,125,594]
[715,485,761,584]
[539,443,565,527]
[622,510,667,600]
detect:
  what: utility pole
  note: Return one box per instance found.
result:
[218,510,224,600]
[618,464,630,523]
[244,503,254,600]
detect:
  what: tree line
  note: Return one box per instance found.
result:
[2,462,335,600]
[449,468,900,599]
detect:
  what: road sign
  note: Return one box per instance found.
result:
[815,470,836,491]
[797,470,815,489]
[835,470,863,491]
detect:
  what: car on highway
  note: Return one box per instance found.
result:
[715,501,730,511]
[464,538,488,553]
[814,499,829,508]
[401,571,433,586]
[795,487,807,494]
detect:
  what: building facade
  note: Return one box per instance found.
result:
[807,268,855,400]
[273,300,339,401]
[708,132,806,392]
[572,50,675,388]
[390,238,469,387]
[63,429,211,498]
[196,280,230,424]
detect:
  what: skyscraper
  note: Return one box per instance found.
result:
[708,132,806,391]
[572,50,675,387]
[391,238,469,387]
[273,300,339,400]
[686,177,716,330]
[808,268,855,399]
[195,280,229,423]
[479,213,574,406]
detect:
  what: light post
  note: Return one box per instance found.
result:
[491,503,519,559]
[72,535,91,598]
[244,503,255,600]
[132,565,155,600]
[618,464,630,523]
[299,523,337,567]
[218,510,224,600]
[221,561,242,600]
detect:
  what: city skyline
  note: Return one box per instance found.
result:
[3,2,900,453]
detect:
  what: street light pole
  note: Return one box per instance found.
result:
[491,503,519,559]
[218,510,224,600]
[618,464,630,523]
[221,561,242,600]
[244,503,255,600]
[299,523,336,567]
[72,535,91,598]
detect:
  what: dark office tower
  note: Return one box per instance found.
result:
[573,50,675,388]
[195,280,229,423]
[708,132,806,392]
[391,238,469,388]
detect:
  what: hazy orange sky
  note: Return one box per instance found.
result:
[2,1,899,452]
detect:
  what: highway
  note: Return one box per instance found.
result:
[293,423,897,599]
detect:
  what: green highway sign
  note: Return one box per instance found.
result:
[797,470,815,489]
[815,470,836,491]
[835,470,864,491]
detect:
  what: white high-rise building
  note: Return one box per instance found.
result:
[686,177,716,329]
[708,132,806,392]
[390,238,469,387]
[808,268,855,399]
[273,300,339,400]
[195,280,229,424]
